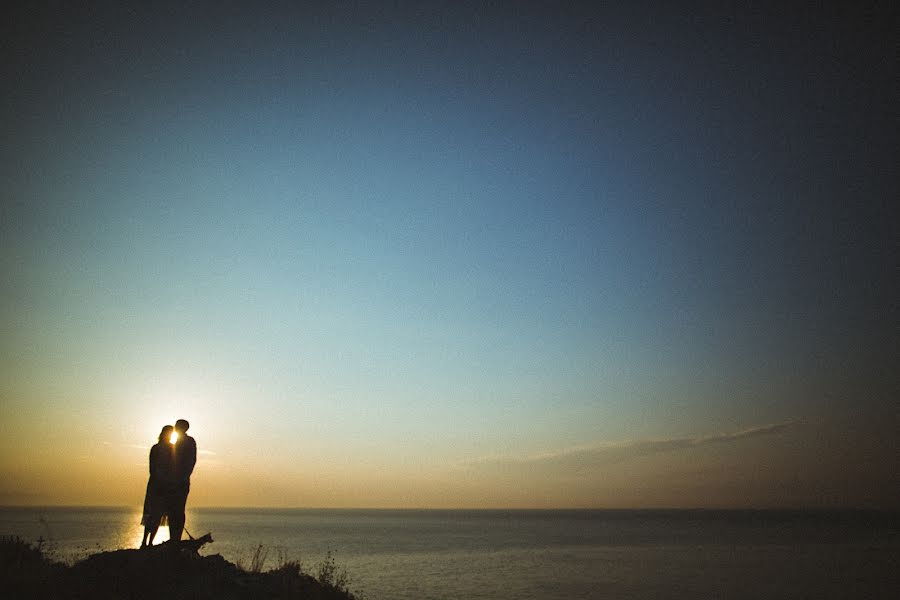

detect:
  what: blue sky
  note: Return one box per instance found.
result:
[1,2,896,507]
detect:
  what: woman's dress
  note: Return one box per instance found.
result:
[140,442,172,526]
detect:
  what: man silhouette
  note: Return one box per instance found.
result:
[169,418,197,542]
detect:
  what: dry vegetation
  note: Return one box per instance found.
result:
[0,536,361,600]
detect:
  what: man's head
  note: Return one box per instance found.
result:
[175,419,190,433]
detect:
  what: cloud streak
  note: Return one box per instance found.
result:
[470,422,797,470]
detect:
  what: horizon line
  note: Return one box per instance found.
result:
[2,504,897,512]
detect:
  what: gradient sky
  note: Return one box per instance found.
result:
[1,2,897,508]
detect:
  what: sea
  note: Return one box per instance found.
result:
[2,506,898,599]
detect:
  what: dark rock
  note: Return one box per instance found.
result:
[1,537,358,600]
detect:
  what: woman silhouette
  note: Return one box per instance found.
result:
[140,425,174,548]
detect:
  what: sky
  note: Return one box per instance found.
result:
[1,1,897,509]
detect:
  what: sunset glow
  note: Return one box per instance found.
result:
[0,2,896,511]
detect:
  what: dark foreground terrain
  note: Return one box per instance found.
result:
[1,536,358,600]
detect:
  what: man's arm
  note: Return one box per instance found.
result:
[186,437,197,477]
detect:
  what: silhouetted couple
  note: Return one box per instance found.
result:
[140,419,197,548]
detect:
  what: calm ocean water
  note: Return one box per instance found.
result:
[2,507,898,599]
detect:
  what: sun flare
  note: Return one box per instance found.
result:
[169,431,179,444]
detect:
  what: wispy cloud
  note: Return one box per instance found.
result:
[123,444,150,451]
[469,422,797,470]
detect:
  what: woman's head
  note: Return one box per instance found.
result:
[159,425,174,442]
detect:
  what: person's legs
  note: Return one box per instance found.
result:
[168,486,189,541]
[147,520,160,545]
[140,485,153,548]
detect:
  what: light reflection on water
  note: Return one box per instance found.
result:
[110,507,179,551]
[0,506,190,562]
[125,516,171,549]
[121,508,200,550]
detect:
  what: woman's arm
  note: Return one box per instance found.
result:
[149,444,158,477]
